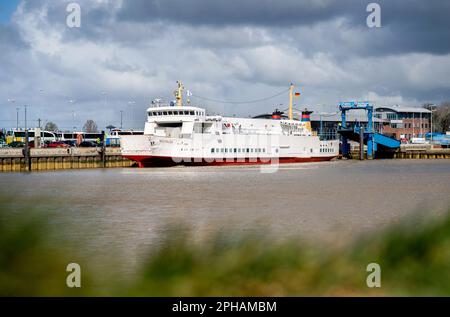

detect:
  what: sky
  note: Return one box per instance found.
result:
[0,0,19,23]
[0,0,450,131]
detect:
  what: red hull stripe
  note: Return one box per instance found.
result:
[123,155,337,167]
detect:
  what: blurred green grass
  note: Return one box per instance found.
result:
[1,195,449,296]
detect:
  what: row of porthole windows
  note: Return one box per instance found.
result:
[320,148,334,153]
[148,110,205,116]
[211,148,267,154]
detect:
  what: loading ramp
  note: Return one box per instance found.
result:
[337,102,400,159]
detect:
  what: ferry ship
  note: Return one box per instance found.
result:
[120,82,339,167]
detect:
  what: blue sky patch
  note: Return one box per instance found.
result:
[0,0,20,23]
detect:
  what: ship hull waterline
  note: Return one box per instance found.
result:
[123,155,337,167]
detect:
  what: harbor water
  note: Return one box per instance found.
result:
[1,160,450,268]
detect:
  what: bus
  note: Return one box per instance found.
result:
[106,129,144,147]
[56,131,104,144]
[6,129,57,145]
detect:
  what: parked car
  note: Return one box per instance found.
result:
[8,141,26,148]
[62,140,77,147]
[78,141,98,147]
[47,141,70,148]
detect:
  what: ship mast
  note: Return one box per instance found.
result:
[288,83,294,120]
[175,81,184,107]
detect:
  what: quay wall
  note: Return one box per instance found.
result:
[0,148,133,172]
[349,144,450,160]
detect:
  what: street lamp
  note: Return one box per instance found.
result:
[68,99,76,132]
[430,105,436,142]
[24,105,28,130]
[127,100,136,129]
[16,107,20,130]
[7,99,17,129]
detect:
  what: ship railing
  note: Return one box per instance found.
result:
[318,131,338,141]
[222,128,279,136]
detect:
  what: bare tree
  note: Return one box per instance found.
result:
[435,102,450,133]
[44,121,58,132]
[83,120,99,133]
[422,103,434,110]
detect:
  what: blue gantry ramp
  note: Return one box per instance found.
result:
[337,102,401,158]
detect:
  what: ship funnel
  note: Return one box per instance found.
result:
[301,109,313,131]
[271,109,283,120]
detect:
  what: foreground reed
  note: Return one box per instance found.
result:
[1,196,449,296]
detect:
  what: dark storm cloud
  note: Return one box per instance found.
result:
[117,0,359,26]
[18,0,450,56]
[117,0,450,55]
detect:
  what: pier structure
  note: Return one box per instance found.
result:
[338,102,401,159]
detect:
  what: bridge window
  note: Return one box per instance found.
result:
[190,111,195,115]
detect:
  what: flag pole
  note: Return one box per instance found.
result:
[289,83,294,120]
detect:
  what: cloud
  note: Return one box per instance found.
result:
[0,0,449,130]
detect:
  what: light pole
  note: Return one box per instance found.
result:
[7,99,16,129]
[430,105,436,142]
[16,107,20,130]
[101,92,108,131]
[69,99,76,132]
[24,105,28,130]
[128,101,135,130]
[120,110,123,129]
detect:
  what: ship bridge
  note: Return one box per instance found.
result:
[147,105,206,123]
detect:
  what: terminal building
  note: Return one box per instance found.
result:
[308,105,432,142]
[374,106,431,141]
